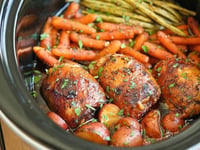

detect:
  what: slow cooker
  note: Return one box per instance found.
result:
[0,0,200,149]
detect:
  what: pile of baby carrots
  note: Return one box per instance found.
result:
[33,2,200,69]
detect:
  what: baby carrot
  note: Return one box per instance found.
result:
[52,47,96,61]
[74,14,98,24]
[163,24,189,35]
[51,16,96,34]
[187,17,200,37]
[70,32,106,50]
[157,31,186,58]
[51,28,59,47]
[170,36,200,45]
[57,30,70,49]
[95,40,121,59]
[142,42,174,60]
[64,2,80,19]
[96,22,144,34]
[97,22,131,31]
[119,46,149,64]
[132,32,149,51]
[40,17,52,49]
[91,29,135,40]
[33,46,58,66]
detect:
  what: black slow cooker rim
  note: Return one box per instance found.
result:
[0,0,200,150]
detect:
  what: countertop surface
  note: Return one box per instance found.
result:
[1,119,35,150]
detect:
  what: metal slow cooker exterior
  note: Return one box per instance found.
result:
[0,0,200,149]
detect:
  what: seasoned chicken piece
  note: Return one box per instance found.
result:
[41,60,106,129]
[153,58,200,118]
[89,54,161,119]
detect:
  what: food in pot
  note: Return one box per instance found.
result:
[161,112,185,133]
[41,60,106,128]
[110,126,143,147]
[141,109,162,138]
[47,111,68,130]
[29,0,200,148]
[89,54,161,119]
[114,117,141,132]
[75,122,110,145]
[98,103,122,128]
[153,58,200,118]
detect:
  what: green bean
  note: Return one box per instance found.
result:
[142,2,180,24]
[99,0,133,9]
[149,0,183,22]
[98,0,151,18]
[154,1,196,16]
[82,10,160,30]
[81,0,153,23]
[124,0,186,36]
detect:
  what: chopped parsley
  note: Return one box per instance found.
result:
[168,83,175,88]
[31,33,38,40]
[129,81,136,89]
[131,130,134,136]
[156,67,162,72]
[74,107,81,116]
[58,56,64,62]
[40,33,49,40]
[142,45,149,53]
[117,109,124,116]
[31,90,37,98]
[96,16,103,23]
[106,86,110,92]
[33,70,42,84]
[123,78,128,82]
[96,35,100,40]
[78,40,83,49]
[88,61,97,69]
[173,63,179,68]
[121,43,126,49]
[102,114,108,121]
[61,78,69,89]
[123,15,130,22]
[97,67,103,77]
[104,136,111,141]
[85,104,96,111]
[128,40,135,47]
[175,113,180,117]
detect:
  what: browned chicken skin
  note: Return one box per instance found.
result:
[89,54,161,119]
[41,60,106,129]
[153,58,200,118]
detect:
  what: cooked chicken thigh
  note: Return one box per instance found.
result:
[41,60,106,128]
[153,58,200,118]
[89,54,161,119]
